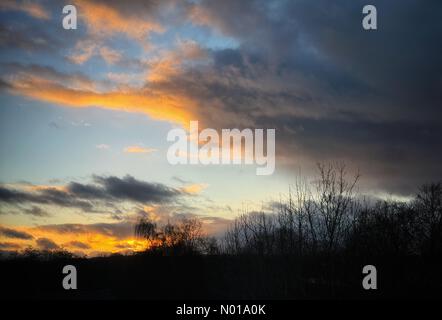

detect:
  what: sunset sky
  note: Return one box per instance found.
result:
[1,0,441,256]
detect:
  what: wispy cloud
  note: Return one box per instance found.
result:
[74,0,163,43]
[67,40,97,65]
[99,46,122,64]
[181,183,209,195]
[96,144,110,150]
[67,41,123,65]
[123,146,156,154]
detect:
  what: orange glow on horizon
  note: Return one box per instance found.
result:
[0,225,150,257]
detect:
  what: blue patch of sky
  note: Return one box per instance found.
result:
[0,93,174,184]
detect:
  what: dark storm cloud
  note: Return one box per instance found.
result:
[0,175,181,214]
[181,0,442,123]
[263,115,442,194]
[0,226,34,239]
[150,0,442,195]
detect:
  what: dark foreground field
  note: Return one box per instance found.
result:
[1,254,441,300]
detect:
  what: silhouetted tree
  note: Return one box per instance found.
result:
[414,182,442,255]
[135,218,158,241]
[134,216,215,255]
[223,163,361,255]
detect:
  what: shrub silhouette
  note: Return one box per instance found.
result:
[134,216,216,255]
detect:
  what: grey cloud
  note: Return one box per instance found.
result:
[0,185,94,211]
[66,241,91,250]
[0,242,21,250]
[67,181,109,200]
[36,237,59,250]
[36,221,135,239]
[22,206,50,217]
[92,175,180,203]
[0,226,34,240]
[0,175,181,215]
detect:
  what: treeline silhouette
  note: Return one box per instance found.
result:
[134,163,442,258]
[1,164,441,299]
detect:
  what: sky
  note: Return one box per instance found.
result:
[0,0,441,256]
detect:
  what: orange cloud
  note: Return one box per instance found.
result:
[147,41,208,83]
[124,146,157,154]
[6,75,196,126]
[147,58,181,83]
[67,40,97,65]
[74,0,163,41]
[24,184,67,193]
[181,183,209,195]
